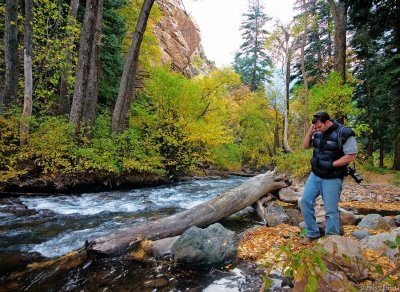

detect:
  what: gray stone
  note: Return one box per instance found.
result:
[352,229,372,240]
[357,214,392,231]
[151,236,180,258]
[264,204,290,227]
[383,216,397,227]
[171,223,237,266]
[395,215,400,226]
[339,208,356,226]
[360,227,400,261]
[319,235,369,281]
[278,187,302,203]
[285,208,302,225]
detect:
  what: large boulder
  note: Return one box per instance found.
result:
[171,223,237,266]
[319,235,369,281]
[279,187,302,203]
[360,227,400,261]
[264,204,291,227]
[357,214,392,231]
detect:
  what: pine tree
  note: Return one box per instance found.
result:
[233,0,272,92]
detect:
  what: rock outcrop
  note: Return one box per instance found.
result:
[154,0,212,76]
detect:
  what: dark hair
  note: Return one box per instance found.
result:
[312,111,330,124]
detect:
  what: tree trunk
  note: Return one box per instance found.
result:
[282,55,292,153]
[282,29,292,153]
[300,0,309,136]
[20,0,33,146]
[111,0,155,134]
[58,0,79,116]
[379,138,384,168]
[328,0,347,82]
[366,84,374,165]
[69,0,103,136]
[3,0,19,111]
[86,171,288,255]
[81,0,103,139]
[393,133,400,170]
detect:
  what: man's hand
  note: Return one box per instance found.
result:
[303,124,316,149]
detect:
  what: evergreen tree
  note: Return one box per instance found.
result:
[349,0,400,169]
[233,0,272,91]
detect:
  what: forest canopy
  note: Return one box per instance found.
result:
[0,0,399,190]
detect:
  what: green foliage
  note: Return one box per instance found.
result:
[308,72,356,122]
[275,150,311,178]
[260,243,328,292]
[211,143,242,171]
[119,0,162,70]
[233,0,272,91]
[0,112,26,182]
[32,0,80,113]
[131,67,239,177]
[22,117,76,175]
[232,90,276,169]
[98,0,126,106]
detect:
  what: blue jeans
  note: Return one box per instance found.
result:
[300,172,343,238]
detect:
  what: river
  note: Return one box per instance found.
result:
[0,176,271,291]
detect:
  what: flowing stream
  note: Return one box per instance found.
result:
[0,176,275,291]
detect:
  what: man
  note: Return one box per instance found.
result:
[301,111,357,241]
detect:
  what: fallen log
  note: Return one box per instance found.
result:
[86,170,289,255]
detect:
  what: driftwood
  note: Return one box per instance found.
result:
[86,170,289,255]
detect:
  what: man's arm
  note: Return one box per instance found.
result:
[332,154,356,167]
[303,125,316,149]
[333,135,358,167]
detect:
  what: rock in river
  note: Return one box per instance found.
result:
[171,223,237,266]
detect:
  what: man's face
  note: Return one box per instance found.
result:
[313,120,331,132]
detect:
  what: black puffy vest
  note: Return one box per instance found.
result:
[311,120,354,179]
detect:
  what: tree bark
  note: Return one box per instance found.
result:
[69,0,103,136]
[20,0,33,146]
[86,171,289,255]
[327,0,347,82]
[300,0,309,136]
[58,0,79,116]
[3,0,19,112]
[393,133,400,170]
[282,26,292,153]
[111,0,155,134]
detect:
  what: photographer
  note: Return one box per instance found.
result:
[300,111,358,242]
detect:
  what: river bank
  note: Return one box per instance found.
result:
[0,169,261,196]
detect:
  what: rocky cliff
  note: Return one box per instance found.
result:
[153,0,213,76]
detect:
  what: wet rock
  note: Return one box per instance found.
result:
[151,236,180,258]
[339,208,356,225]
[319,235,369,281]
[285,208,302,226]
[0,251,45,276]
[279,187,302,203]
[360,227,400,261]
[352,229,372,240]
[383,216,397,227]
[264,204,290,227]
[143,278,168,288]
[357,214,392,231]
[171,223,237,266]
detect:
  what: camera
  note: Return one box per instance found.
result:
[347,166,363,183]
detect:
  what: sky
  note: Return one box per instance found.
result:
[181,0,296,68]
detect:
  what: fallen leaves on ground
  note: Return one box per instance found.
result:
[340,201,400,213]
